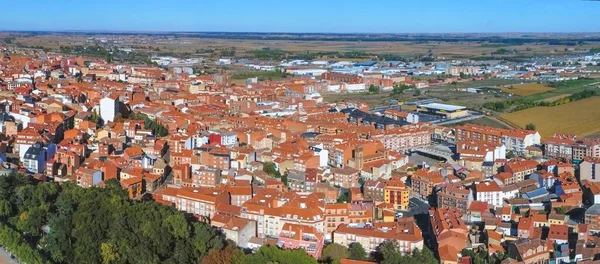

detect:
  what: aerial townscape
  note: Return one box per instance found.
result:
[2,1,600,264]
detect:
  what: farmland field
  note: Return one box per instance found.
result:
[500,96,600,138]
[520,79,599,101]
[501,83,554,96]
[537,94,571,102]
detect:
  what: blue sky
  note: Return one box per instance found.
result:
[2,0,599,33]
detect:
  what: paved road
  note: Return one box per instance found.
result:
[0,246,18,264]
[408,197,430,215]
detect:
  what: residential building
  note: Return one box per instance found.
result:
[585,204,600,232]
[153,186,230,220]
[437,182,473,214]
[474,181,503,208]
[211,214,256,249]
[333,218,423,254]
[455,124,540,154]
[99,95,119,123]
[506,239,550,264]
[363,179,385,202]
[580,158,600,182]
[504,160,538,183]
[277,223,324,259]
[324,203,350,241]
[430,208,466,237]
[22,142,57,174]
[76,168,103,188]
[410,168,445,199]
[384,179,409,210]
[331,167,361,189]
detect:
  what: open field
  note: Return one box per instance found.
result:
[3,33,600,60]
[500,96,600,138]
[448,116,512,129]
[586,132,600,139]
[521,79,599,101]
[323,92,412,107]
[501,83,554,96]
[431,79,529,90]
[323,88,505,109]
[537,94,572,102]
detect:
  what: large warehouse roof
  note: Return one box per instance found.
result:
[418,103,466,112]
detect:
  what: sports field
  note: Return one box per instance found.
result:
[500,96,600,138]
[501,83,554,96]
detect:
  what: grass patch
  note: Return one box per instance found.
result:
[448,116,512,129]
[232,71,288,80]
[502,83,554,96]
[522,79,598,101]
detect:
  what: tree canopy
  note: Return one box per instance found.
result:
[371,241,437,264]
[320,243,349,264]
[0,173,324,264]
[0,173,226,263]
[348,242,367,261]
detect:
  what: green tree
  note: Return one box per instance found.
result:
[391,84,411,96]
[418,247,437,263]
[164,214,191,239]
[281,171,289,186]
[101,242,120,264]
[348,242,367,261]
[263,162,277,176]
[16,207,46,236]
[337,192,351,203]
[0,173,231,264]
[368,85,380,94]
[192,222,225,258]
[525,123,536,131]
[243,245,317,264]
[0,200,13,219]
[495,250,506,262]
[321,243,349,264]
[202,245,245,264]
[554,207,568,214]
[375,240,402,264]
[506,151,516,159]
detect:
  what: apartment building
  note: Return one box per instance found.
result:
[474,181,503,208]
[585,204,600,232]
[456,140,506,162]
[333,218,423,254]
[545,135,600,161]
[153,186,230,220]
[504,160,538,183]
[384,179,410,210]
[430,207,466,237]
[455,124,540,155]
[506,239,550,264]
[277,223,324,259]
[580,158,600,182]
[363,179,385,202]
[410,168,445,198]
[324,203,350,241]
[437,182,473,213]
[331,167,361,189]
[371,126,431,153]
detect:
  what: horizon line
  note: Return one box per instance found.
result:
[2,30,600,35]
